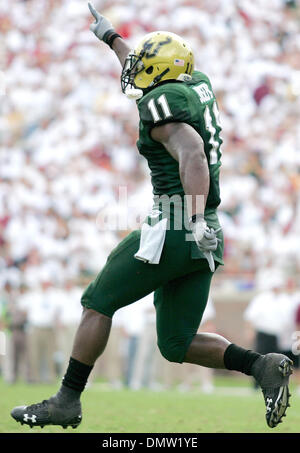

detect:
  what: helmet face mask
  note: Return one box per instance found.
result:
[121,52,145,94]
[121,31,194,96]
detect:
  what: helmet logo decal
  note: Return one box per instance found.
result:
[142,37,172,59]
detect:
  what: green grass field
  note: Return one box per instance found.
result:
[1,377,300,433]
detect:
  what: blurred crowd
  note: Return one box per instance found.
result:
[0,0,300,385]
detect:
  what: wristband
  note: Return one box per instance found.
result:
[103,30,122,48]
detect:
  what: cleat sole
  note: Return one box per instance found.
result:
[266,358,293,428]
[267,385,291,428]
[11,408,82,430]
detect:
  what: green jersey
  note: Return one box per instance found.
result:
[136,70,222,211]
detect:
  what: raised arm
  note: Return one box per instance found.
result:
[88,2,130,67]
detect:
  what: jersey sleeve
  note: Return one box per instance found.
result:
[137,84,193,131]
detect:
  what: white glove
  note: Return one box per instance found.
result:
[88,2,118,44]
[189,214,221,272]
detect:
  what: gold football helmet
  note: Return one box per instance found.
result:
[121,31,194,98]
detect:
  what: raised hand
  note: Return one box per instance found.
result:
[88,2,115,42]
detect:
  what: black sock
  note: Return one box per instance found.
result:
[224,344,261,376]
[58,357,94,399]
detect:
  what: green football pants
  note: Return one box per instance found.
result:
[81,227,216,363]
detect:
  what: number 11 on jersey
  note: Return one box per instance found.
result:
[147,94,173,122]
[204,101,222,165]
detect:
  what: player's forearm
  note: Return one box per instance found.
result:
[111,37,131,67]
[151,123,209,217]
[178,148,209,217]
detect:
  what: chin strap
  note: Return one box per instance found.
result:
[177,73,192,82]
[124,87,144,100]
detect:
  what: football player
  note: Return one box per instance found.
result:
[11,3,293,430]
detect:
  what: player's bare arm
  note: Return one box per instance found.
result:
[111,38,131,67]
[151,122,219,272]
[151,122,209,218]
